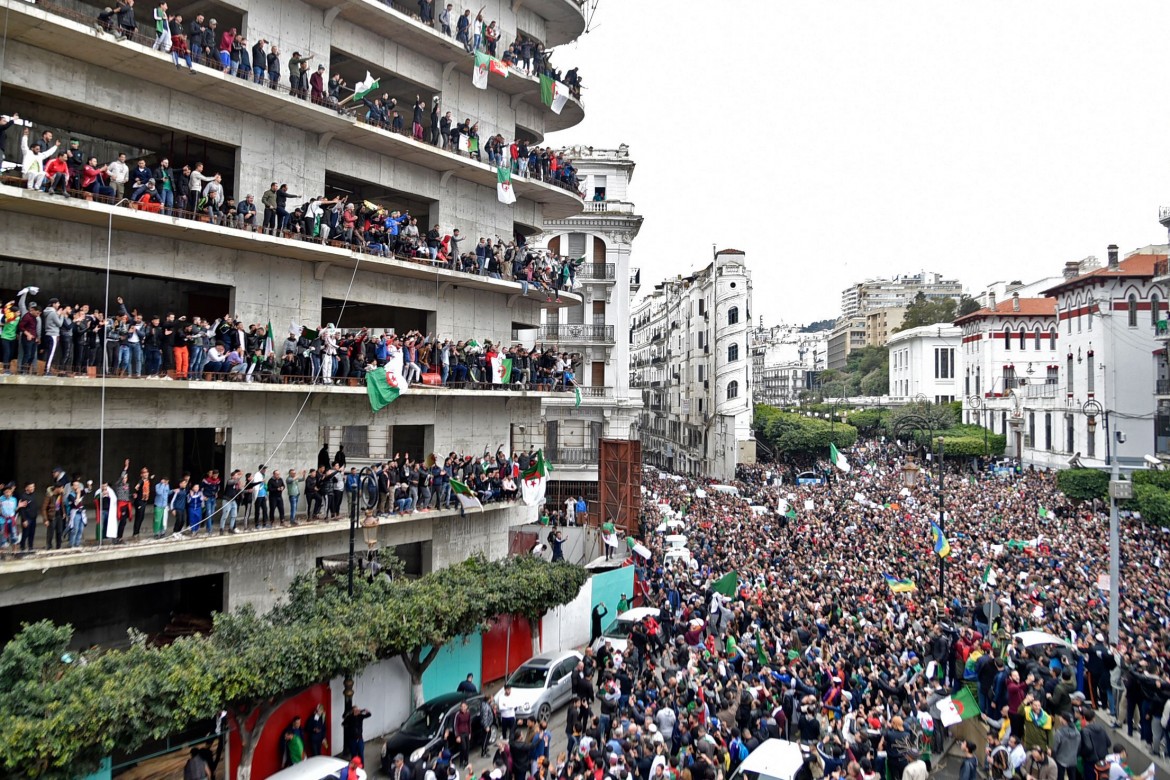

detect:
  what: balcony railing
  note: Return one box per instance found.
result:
[582,200,636,214]
[1024,384,1059,398]
[573,263,616,280]
[535,324,615,343]
[1160,207,1170,230]
[630,268,641,292]
[550,447,599,465]
[1158,379,1170,395]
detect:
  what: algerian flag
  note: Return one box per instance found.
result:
[450,479,483,512]
[1038,505,1049,518]
[353,71,380,102]
[982,563,998,587]
[539,74,569,114]
[469,136,479,153]
[712,571,738,597]
[574,385,582,408]
[365,354,409,412]
[625,537,651,559]
[937,687,981,726]
[830,442,851,472]
[458,134,470,153]
[103,484,118,539]
[263,321,274,357]
[472,52,490,90]
[521,450,549,506]
[496,167,516,205]
[491,355,513,383]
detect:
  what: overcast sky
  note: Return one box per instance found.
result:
[545,0,1170,325]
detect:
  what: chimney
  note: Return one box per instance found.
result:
[1063,261,1080,280]
[1012,291,1020,312]
[1108,244,1119,270]
[988,291,997,310]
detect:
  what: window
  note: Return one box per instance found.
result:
[1049,328,1057,350]
[1004,365,1018,389]
[934,347,954,379]
[727,343,739,363]
[975,367,981,396]
[1066,414,1075,453]
[698,364,705,382]
[1154,294,1162,327]
[1045,413,1052,451]
[1129,294,1139,327]
[1087,423,1096,457]
[727,380,739,400]
[1019,329,1027,349]
[1034,327,1042,350]
[1067,354,1074,394]
[1087,353,1095,394]
[1028,411,1035,448]
[1046,366,1058,385]
[965,370,970,396]
[1004,326,1012,350]
[727,306,739,326]
[568,232,587,257]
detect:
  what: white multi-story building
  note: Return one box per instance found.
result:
[887,324,963,403]
[841,272,965,318]
[0,0,589,641]
[960,245,1169,469]
[631,250,755,479]
[749,323,827,405]
[529,145,643,500]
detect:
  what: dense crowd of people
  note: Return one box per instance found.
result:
[417,441,1170,780]
[1,286,585,386]
[0,445,553,552]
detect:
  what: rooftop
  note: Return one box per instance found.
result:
[1042,251,1169,297]
[953,297,1057,325]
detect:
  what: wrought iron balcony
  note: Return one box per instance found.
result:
[630,268,641,294]
[573,263,616,281]
[536,324,615,343]
[1158,379,1170,395]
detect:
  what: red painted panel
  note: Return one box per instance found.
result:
[228,682,332,779]
[481,615,534,684]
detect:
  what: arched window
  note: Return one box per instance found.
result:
[1034,327,1042,350]
[1153,293,1162,326]
[1049,328,1057,349]
[727,380,739,400]
[1129,294,1139,327]
[1004,326,1012,351]
[1019,328,1026,349]
[727,343,739,363]
[727,306,739,326]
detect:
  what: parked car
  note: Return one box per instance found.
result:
[492,650,582,722]
[590,606,660,654]
[379,692,490,776]
[728,738,805,780]
[267,755,353,780]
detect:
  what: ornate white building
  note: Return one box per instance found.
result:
[631,250,755,479]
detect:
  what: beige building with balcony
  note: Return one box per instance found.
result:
[0,0,590,646]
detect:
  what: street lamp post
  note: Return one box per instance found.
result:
[967,395,988,459]
[893,398,948,598]
[1083,400,1121,643]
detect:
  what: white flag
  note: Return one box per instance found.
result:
[549,81,569,114]
[458,134,470,153]
[103,485,119,539]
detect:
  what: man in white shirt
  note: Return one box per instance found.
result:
[496,682,517,739]
[108,153,129,201]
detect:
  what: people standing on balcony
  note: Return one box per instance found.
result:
[168,18,194,72]
[151,2,170,50]
[200,19,218,68]
[310,64,326,104]
[20,130,56,191]
[288,51,314,98]
[201,172,225,222]
[107,153,128,201]
[412,95,426,141]
[439,3,453,35]
[266,44,282,90]
[456,9,472,50]
[418,0,434,26]
[251,38,267,83]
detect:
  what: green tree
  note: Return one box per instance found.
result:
[1056,468,1110,503]
[1131,484,1170,526]
[895,292,959,331]
[860,368,888,396]
[958,295,981,316]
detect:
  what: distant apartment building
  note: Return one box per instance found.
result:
[631,251,755,479]
[826,317,867,370]
[749,323,826,405]
[864,306,908,347]
[841,272,964,318]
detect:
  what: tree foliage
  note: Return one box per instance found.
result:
[1131,484,1170,526]
[1056,468,1110,503]
[0,556,588,779]
[894,291,959,332]
[754,406,858,454]
[1132,469,1170,492]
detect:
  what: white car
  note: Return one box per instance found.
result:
[493,649,582,721]
[663,547,693,568]
[663,534,688,549]
[267,756,355,780]
[591,606,660,654]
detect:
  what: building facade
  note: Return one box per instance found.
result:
[840,272,964,319]
[960,246,1169,470]
[0,0,590,639]
[826,317,866,370]
[631,250,755,479]
[528,145,644,499]
[864,306,908,347]
[886,324,963,403]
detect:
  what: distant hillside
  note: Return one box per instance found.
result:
[799,319,835,333]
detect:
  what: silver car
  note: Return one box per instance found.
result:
[493,649,582,721]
